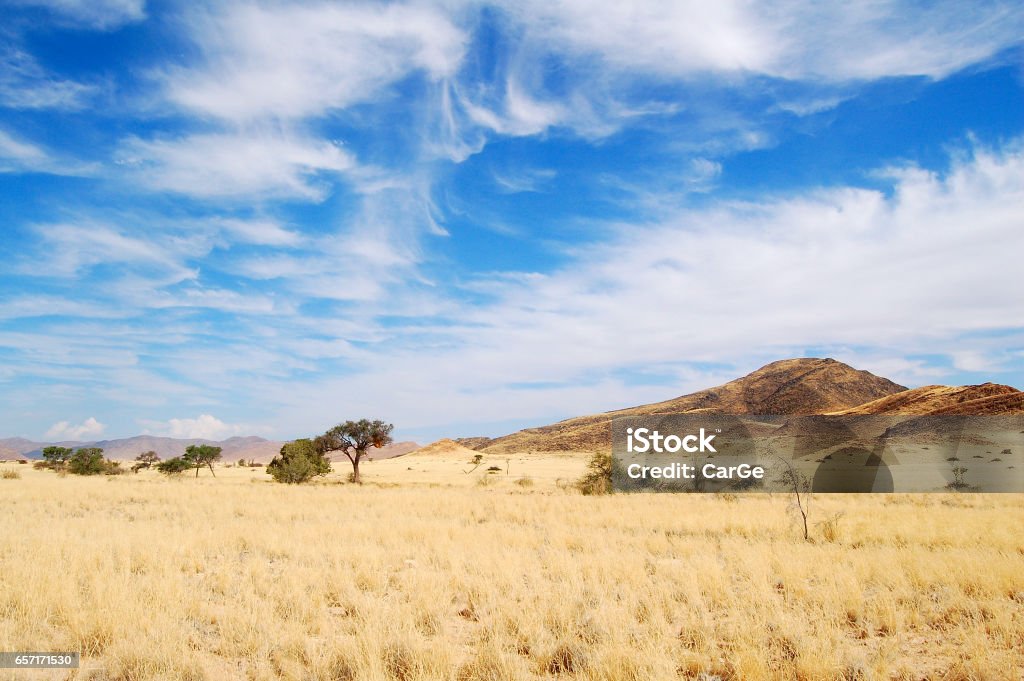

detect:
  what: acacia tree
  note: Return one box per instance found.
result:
[316,419,393,484]
[41,446,73,470]
[133,451,161,473]
[183,444,222,477]
[68,447,107,475]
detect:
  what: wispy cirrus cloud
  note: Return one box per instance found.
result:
[0,128,48,170]
[444,1,1023,141]
[117,131,356,200]
[9,0,145,30]
[26,222,200,280]
[162,2,466,123]
[0,128,96,175]
[0,44,95,110]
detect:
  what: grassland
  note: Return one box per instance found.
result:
[1,463,1022,680]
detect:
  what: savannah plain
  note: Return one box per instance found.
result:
[2,459,1022,681]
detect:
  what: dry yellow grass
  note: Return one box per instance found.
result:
[1,463,1022,680]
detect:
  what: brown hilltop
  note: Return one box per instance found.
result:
[406,438,480,458]
[476,358,906,455]
[929,390,1024,415]
[830,383,1022,416]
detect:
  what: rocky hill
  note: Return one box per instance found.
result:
[470,358,907,454]
[829,383,1022,415]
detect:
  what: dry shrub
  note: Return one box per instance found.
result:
[817,512,844,543]
[457,642,525,681]
[543,640,588,675]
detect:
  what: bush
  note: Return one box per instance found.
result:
[68,448,108,475]
[946,466,971,491]
[156,457,191,476]
[515,476,534,488]
[1,469,20,480]
[576,453,613,495]
[268,439,331,484]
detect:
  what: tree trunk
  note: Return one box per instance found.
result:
[351,456,361,484]
[208,463,216,477]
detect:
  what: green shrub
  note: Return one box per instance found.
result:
[156,457,191,476]
[268,438,331,484]
[68,448,107,475]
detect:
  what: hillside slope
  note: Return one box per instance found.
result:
[475,358,907,454]
[830,383,1022,415]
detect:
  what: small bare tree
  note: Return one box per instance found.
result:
[774,454,812,541]
[464,453,484,474]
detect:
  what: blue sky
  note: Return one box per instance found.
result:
[1,0,1022,443]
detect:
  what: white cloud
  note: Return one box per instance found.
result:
[951,351,999,373]
[29,223,199,280]
[0,295,126,320]
[0,45,95,109]
[449,1,1023,139]
[10,0,145,29]
[500,1,1022,81]
[491,166,556,194]
[118,132,355,200]
[164,2,466,122]
[0,129,47,170]
[139,414,249,440]
[0,128,95,175]
[501,1,776,75]
[45,417,105,441]
[217,218,302,246]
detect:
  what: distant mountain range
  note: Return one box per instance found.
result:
[452,358,1023,455]
[0,434,420,463]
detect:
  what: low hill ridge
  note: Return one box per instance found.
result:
[406,439,480,458]
[830,383,1021,415]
